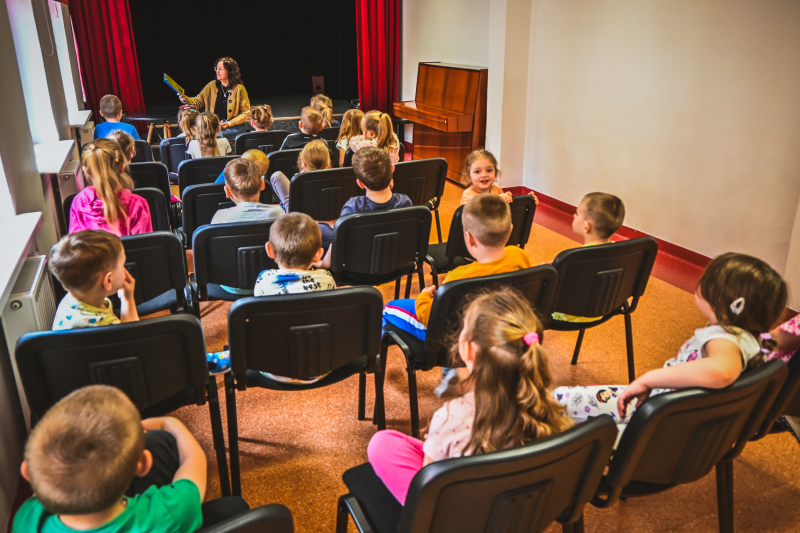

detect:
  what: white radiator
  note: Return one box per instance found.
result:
[1,255,57,430]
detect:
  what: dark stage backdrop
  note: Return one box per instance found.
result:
[129,0,358,105]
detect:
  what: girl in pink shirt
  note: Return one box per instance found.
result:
[368,288,572,504]
[70,138,151,236]
[460,149,539,206]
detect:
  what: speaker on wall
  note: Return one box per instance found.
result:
[312,76,324,95]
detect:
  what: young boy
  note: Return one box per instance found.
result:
[12,385,206,533]
[95,94,141,140]
[215,148,269,184]
[50,230,138,330]
[279,107,327,150]
[551,192,625,323]
[211,158,284,224]
[314,147,412,269]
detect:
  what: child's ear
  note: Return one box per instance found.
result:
[464,230,477,248]
[101,271,114,292]
[389,178,394,190]
[312,247,324,263]
[259,179,266,191]
[583,220,593,235]
[390,163,395,173]
[134,449,153,478]
[298,120,304,130]
[356,179,366,190]
[20,461,30,482]
[223,185,233,199]
[266,242,275,258]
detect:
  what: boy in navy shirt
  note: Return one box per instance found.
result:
[280,107,327,150]
[95,94,141,140]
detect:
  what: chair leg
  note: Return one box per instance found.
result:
[407,364,420,439]
[394,278,401,299]
[404,272,413,298]
[336,495,351,533]
[716,459,735,533]
[625,313,636,382]
[562,514,585,533]
[571,329,586,365]
[206,378,232,497]
[418,262,426,293]
[358,373,366,420]
[435,210,443,243]
[224,372,241,497]
[375,353,386,430]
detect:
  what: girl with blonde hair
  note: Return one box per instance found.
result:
[349,110,400,163]
[270,139,332,211]
[177,106,198,144]
[69,139,152,236]
[310,94,339,129]
[336,109,364,166]
[187,112,232,159]
[106,130,136,163]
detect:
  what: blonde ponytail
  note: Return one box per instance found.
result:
[311,94,334,128]
[337,109,364,143]
[81,139,134,229]
[363,110,397,153]
[178,107,198,144]
[195,112,221,157]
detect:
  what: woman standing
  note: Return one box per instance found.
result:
[178,57,251,141]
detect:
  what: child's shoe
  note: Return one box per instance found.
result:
[434,368,460,398]
[207,350,231,374]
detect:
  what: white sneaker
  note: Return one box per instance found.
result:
[434,368,460,398]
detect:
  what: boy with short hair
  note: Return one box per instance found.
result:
[95,94,141,140]
[215,148,270,183]
[279,107,327,149]
[211,158,284,224]
[49,230,138,330]
[12,385,206,533]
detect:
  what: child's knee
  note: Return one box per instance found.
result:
[367,429,404,463]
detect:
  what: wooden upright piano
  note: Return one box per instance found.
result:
[394,62,488,182]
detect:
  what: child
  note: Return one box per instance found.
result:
[349,110,400,164]
[12,385,206,533]
[270,139,332,210]
[95,94,141,140]
[460,150,538,205]
[212,158,284,225]
[336,109,364,167]
[368,287,572,504]
[177,106,198,143]
[280,107,327,150]
[249,104,274,131]
[187,112,232,159]
[50,230,138,329]
[553,252,788,428]
[550,192,625,323]
[313,147,412,270]
[767,313,800,363]
[107,130,136,163]
[310,94,339,128]
[215,148,270,183]
[69,139,152,236]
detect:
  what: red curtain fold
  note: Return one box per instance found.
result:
[355,0,399,114]
[69,0,145,122]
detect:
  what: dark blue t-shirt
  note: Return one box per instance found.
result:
[340,193,412,217]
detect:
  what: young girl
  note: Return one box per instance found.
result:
[461,150,538,206]
[310,94,339,128]
[187,112,232,159]
[349,110,400,163]
[177,106,198,143]
[368,288,572,504]
[269,139,332,211]
[106,130,136,163]
[69,139,152,236]
[249,104,274,132]
[554,252,788,426]
[336,109,364,167]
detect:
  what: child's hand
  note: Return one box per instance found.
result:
[617,379,651,418]
[119,268,136,301]
[528,191,539,205]
[502,191,514,203]
[421,285,437,295]
[141,417,170,432]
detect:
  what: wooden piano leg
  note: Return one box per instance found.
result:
[147,122,154,144]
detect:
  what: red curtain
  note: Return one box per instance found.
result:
[355,0,399,113]
[69,0,145,122]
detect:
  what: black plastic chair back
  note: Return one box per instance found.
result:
[317,127,340,141]
[132,188,170,232]
[159,137,190,174]
[228,287,383,387]
[177,156,238,196]
[62,194,76,230]
[201,504,294,533]
[330,207,431,279]
[397,143,405,162]
[128,162,172,205]
[391,158,447,208]
[192,220,278,297]
[551,237,658,318]
[343,148,354,167]
[267,149,302,180]
[130,140,154,163]
[15,314,210,426]
[234,130,291,155]
[753,347,800,439]
[287,167,363,220]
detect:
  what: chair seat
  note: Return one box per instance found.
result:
[547,313,618,331]
[338,261,416,287]
[342,463,402,533]
[426,243,471,274]
[244,355,369,391]
[383,322,449,370]
[206,283,254,302]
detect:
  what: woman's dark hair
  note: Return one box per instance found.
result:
[214,57,242,89]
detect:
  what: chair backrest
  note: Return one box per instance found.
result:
[128,161,172,201]
[317,127,340,141]
[132,188,171,232]
[398,142,405,162]
[106,231,189,313]
[192,220,278,294]
[234,130,291,155]
[267,149,302,180]
[201,504,294,533]
[15,314,209,426]
[177,156,238,196]
[130,140,154,163]
[600,361,787,505]
[62,193,76,230]
[159,137,190,174]
[753,347,800,439]
[551,237,658,318]
[397,415,617,533]
[330,207,432,277]
[343,148,354,167]
[390,158,447,209]
[227,287,383,388]
[287,167,363,220]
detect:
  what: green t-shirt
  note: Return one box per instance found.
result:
[12,479,202,533]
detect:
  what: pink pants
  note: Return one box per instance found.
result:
[367,430,425,505]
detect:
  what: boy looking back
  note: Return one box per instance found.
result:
[95,94,141,140]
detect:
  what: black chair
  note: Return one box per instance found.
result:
[586,360,787,533]
[329,207,432,299]
[130,187,171,232]
[326,140,340,168]
[337,415,617,533]
[15,314,233,496]
[267,149,302,180]
[317,127,340,142]
[287,167,363,221]
[159,136,190,175]
[397,143,405,162]
[130,140,154,163]
[548,237,658,383]
[342,148,355,167]
[177,156,238,197]
[192,220,278,303]
[225,287,385,495]
[233,130,291,155]
[200,503,294,533]
[425,195,538,286]
[128,161,180,228]
[382,265,559,437]
[391,158,448,242]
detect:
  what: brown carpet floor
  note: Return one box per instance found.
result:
[171,182,800,532]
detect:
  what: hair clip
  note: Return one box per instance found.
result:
[730,297,745,315]
[523,332,539,346]
[760,332,772,341]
